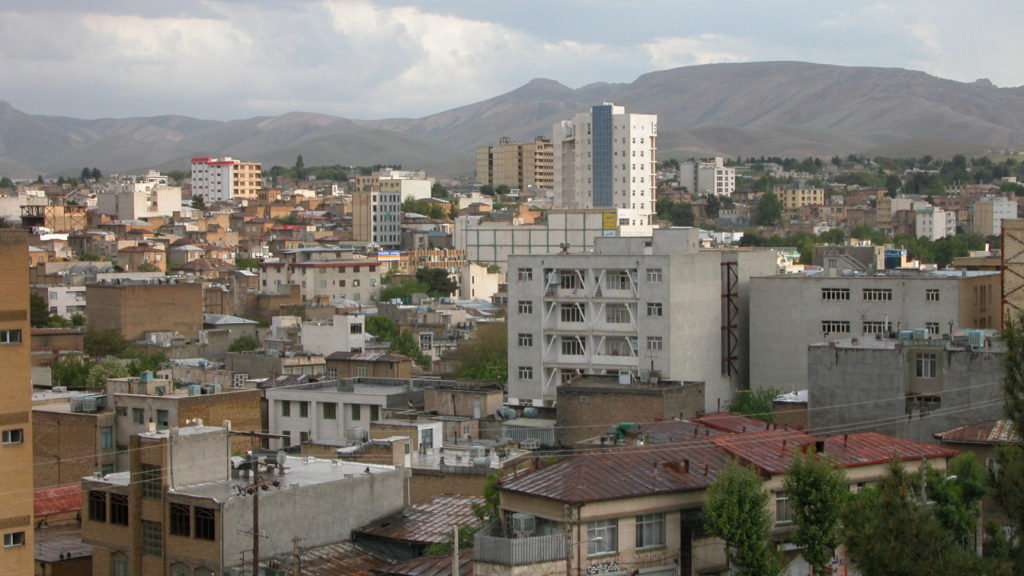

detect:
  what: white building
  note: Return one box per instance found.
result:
[96,174,183,220]
[258,247,382,304]
[190,157,262,203]
[970,196,1018,236]
[459,262,503,301]
[915,207,956,240]
[43,285,86,319]
[300,314,369,355]
[552,102,657,226]
[506,228,777,411]
[679,157,736,196]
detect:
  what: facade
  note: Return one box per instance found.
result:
[915,206,957,240]
[971,196,1018,236]
[552,103,657,225]
[82,425,407,576]
[352,170,430,249]
[779,187,825,209]
[325,351,413,380]
[749,271,1002,392]
[96,182,183,221]
[300,314,368,355]
[33,397,116,488]
[258,248,382,304]
[85,280,203,341]
[0,229,33,575]
[476,136,554,192]
[190,157,262,203]
[506,228,777,410]
[38,285,87,319]
[808,334,1005,444]
[459,262,503,301]
[679,157,736,197]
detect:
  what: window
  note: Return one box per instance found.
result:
[419,333,432,350]
[281,401,291,417]
[561,337,585,356]
[100,426,113,450]
[140,464,162,498]
[916,352,937,378]
[821,288,850,301]
[926,322,940,335]
[142,521,162,556]
[518,333,533,347]
[862,288,893,302]
[606,304,630,324]
[0,329,22,344]
[646,336,663,351]
[518,366,533,379]
[636,513,665,548]
[560,304,584,323]
[586,519,617,556]
[646,268,663,282]
[351,404,361,421]
[559,270,582,290]
[776,491,793,524]
[2,429,23,445]
[110,494,129,525]
[517,268,533,281]
[351,323,363,334]
[518,301,533,314]
[355,365,370,378]
[132,408,145,425]
[3,532,24,548]
[323,403,337,420]
[156,409,169,428]
[421,428,434,450]
[353,279,360,287]
[300,431,309,443]
[821,320,851,335]
[194,508,216,541]
[646,302,663,317]
[171,564,191,576]
[111,552,129,576]
[926,289,940,302]
[89,491,107,522]
[299,401,309,418]
[862,321,887,334]
[170,504,191,536]
[606,271,631,290]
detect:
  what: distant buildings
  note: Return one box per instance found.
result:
[476,136,554,193]
[85,279,203,341]
[679,157,736,197]
[190,157,262,203]
[352,169,432,249]
[96,171,183,220]
[258,247,382,305]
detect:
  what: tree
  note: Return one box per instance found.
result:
[365,315,398,340]
[495,184,511,197]
[136,262,161,272]
[30,293,50,327]
[702,460,780,576]
[228,335,259,352]
[235,257,259,270]
[728,388,779,421]
[388,329,432,370]
[84,328,129,357]
[415,267,458,298]
[191,194,206,210]
[479,185,494,196]
[705,194,721,219]
[81,167,92,181]
[431,182,448,198]
[0,176,13,188]
[294,155,306,180]
[125,351,169,376]
[783,448,848,575]
[380,279,429,303]
[86,358,129,388]
[453,322,507,382]
[91,167,102,179]
[51,355,90,388]
[752,192,783,226]
[70,313,87,327]
[926,453,987,546]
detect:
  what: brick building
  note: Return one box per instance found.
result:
[86,280,203,341]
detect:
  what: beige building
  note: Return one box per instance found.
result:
[85,280,203,341]
[190,157,262,203]
[779,187,825,209]
[0,229,33,575]
[476,136,554,192]
[258,247,382,304]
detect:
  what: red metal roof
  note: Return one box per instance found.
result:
[825,432,959,466]
[693,412,779,434]
[935,419,1021,445]
[354,495,484,545]
[711,429,818,475]
[264,541,391,576]
[380,550,473,576]
[35,484,82,517]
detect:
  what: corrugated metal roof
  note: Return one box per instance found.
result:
[693,412,779,434]
[638,420,727,444]
[379,550,473,576]
[35,484,82,517]
[711,429,818,474]
[354,495,484,545]
[935,419,1021,445]
[263,541,391,576]
[327,351,411,363]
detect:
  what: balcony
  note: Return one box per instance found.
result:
[474,532,566,565]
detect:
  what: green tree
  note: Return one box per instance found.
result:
[495,184,511,196]
[86,358,129,388]
[191,194,206,210]
[365,315,398,340]
[70,313,87,327]
[294,154,305,179]
[80,167,91,180]
[783,449,848,575]
[431,182,448,198]
[235,258,259,270]
[51,355,91,388]
[753,192,783,226]
[415,267,458,298]
[30,293,49,327]
[90,167,102,179]
[0,176,13,188]
[124,351,170,376]
[84,328,129,357]
[228,335,259,352]
[703,460,780,576]
[380,279,429,303]
[479,184,494,196]
[705,194,722,220]
[453,322,507,382]
[388,329,432,370]
[728,388,779,421]
[136,262,161,273]
[423,524,478,555]
[926,453,988,546]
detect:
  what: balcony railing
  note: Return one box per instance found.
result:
[474,532,567,565]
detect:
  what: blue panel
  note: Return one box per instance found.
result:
[591,104,614,207]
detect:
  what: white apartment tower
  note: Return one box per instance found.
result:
[190,157,262,203]
[553,103,657,225]
[679,157,736,196]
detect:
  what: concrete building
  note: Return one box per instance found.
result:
[915,206,957,240]
[476,136,554,192]
[85,279,203,341]
[37,285,86,319]
[808,333,1004,444]
[258,247,382,305]
[779,187,825,209]
[552,103,657,226]
[749,270,1002,392]
[971,196,1018,236]
[190,157,262,203]
[459,261,503,301]
[300,314,368,355]
[325,351,413,380]
[0,229,33,575]
[96,176,183,220]
[506,227,778,411]
[679,157,736,197]
[82,425,407,576]
[455,208,655,269]
[352,169,431,249]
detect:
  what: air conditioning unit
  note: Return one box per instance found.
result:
[512,513,536,537]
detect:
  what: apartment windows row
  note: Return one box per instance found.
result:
[585,512,665,556]
[516,267,663,284]
[87,491,130,526]
[821,287,942,302]
[279,400,378,422]
[169,503,216,540]
[0,329,22,344]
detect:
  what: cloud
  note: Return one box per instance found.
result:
[644,35,754,70]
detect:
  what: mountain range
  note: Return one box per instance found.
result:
[3,61,1024,180]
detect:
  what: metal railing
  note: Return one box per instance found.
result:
[474,532,567,565]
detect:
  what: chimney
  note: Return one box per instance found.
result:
[683,459,690,473]
[843,434,848,445]
[815,440,825,453]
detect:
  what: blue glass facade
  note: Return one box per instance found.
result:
[591,104,614,207]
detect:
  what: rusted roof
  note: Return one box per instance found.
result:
[934,419,1021,445]
[327,351,411,363]
[638,419,727,444]
[354,495,484,545]
[499,441,730,504]
[824,432,959,466]
[264,541,391,576]
[693,412,779,434]
[35,484,82,517]
[711,429,819,475]
[379,550,473,576]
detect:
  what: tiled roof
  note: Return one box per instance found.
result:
[824,432,958,466]
[380,550,473,576]
[935,419,1021,445]
[353,495,484,545]
[711,429,820,475]
[35,484,82,517]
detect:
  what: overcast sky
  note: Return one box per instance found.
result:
[2,1,1022,121]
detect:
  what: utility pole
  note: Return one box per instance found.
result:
[230,430,288,576]
[291,536,302,576]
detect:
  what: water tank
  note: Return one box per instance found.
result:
[188,384,202,397]
[523,407,539,418]
[140,371,153,383]
[472,457,490,467]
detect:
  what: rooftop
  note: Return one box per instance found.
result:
[354,494,484,545]
[935,419,1021,445]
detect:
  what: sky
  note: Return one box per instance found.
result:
[2,1,1023,121]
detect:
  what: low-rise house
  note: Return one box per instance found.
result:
[326,351,414,379]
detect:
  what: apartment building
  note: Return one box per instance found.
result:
[86,279,203,341]
[749,270,1001,392]
[258,247,382,304]
[970,196,1018,236]
[915,206,957,240]
[190,157,262,203]
[352,169,431,249]
[552,102,657,226]
[779,187,825,209]
[476,136,554,192]
[506,227,777,411]
[82,425,407,576]
[33,394,116,488]
[679,157,737,197]
[0,230,33,575]
[96,174,183,220]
